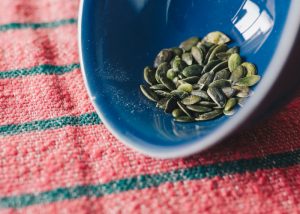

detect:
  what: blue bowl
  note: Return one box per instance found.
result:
[79,0,300,158]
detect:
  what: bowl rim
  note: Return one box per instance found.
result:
[78,0,300,159]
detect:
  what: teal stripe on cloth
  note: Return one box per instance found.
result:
[0,112,101,136]
[0,18,77,32]
[0,63,80,79]
[0,149,300,209]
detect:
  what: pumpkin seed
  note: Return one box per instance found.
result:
[155,62,169,83]
[199,101,218,107]
[177,101,193,118]
[174,116,195,122]
[204,44,218,64]
[242,62,257,76]
[228,53,242,72]
[140,85,159,102]
[172,108,184,118]
[202,59,222,74]
[209,79,231,88]
[177,83,193,93]
[223,109,236,116]
[198,72,214,89]
[144,66,157,85]
[196,42,207,54]
[230,65,246,83]
[179,37,199,51]
[181,76,200,84]
[154,90,172,98]
[182,52,193,65]
[186,105,212,113]
[191,89,210,100]
[172,56,186,72]
[210,61,229,74]
[160,75,176,90]
[166,68,177,80]
[150,84,168,90]
[195,109,223,121]
[221,87,236,98]
[216,52,232,61]
[208,44,228,62]
[172,47,183,56]
[207,87,227,107]
[227,46,239,54]
[181,95,201,105]
[214,69,231,81]
[156,98,169,109]
[202,31,231,45]
[182,64,203,77]
[154,49,174,68]
[165,97,177,113]
[235,75,261,87]
[191,46,204,65]
[224,98,238,111]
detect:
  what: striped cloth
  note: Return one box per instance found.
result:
[0,1,300,213]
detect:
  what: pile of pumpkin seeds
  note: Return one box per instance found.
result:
[140,31,261,122]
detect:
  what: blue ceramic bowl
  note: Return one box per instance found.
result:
[79,0,300,158]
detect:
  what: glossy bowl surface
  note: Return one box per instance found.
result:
[79,0,300,158]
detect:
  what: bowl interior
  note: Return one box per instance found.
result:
[80,0,291,154]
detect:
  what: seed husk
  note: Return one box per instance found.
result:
[224,98,238,111]
[150,84,168,90]
[181,95,201,105]
[155,62,169,83]
[174,116,195,123]
[165,97,177,113]
[182,64,203,77]
[191,46,204,65]
[214,69,231,81]
[202,59,222,74]
[172,108,184,118]
[182,52,193,66]
[166,68,177,80]
[242,62,257,76]
[140,85,159,102]
[191,89,210,100]
[235,75,261,87]
[186,105,212,113]
[228,53,242,72]
[208,44,228,62]
[230,65,246,83]
[207,86,227,107]
[221,87,236,98]
[144,66,157,85]
[154,90,172,98]
[177,83,193,93]
[198,72,214,89]
[160,75,176,90]
[195,109,223,121]
[202,31,231,45]
[209,79,231,88]
[177,101,193,118]
[179,37,199,51]
[154,49,174,68]
[181,76,200,84]
[227,46,239,54]
[172,56,186,72]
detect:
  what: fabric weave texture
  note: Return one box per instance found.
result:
[0,1,300,213]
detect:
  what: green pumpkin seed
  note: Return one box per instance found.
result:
[177,83,193,93]
[179,37,199,51]
[154,49,174,68]
[201,41,215,49]
[195,109,223,121]
[223,109,236,116]
[155,62,170,83]
[221,87,236,98]
[140,85,160,102]
[182,52,193,66]
[208,44,228,62]
[178,73,184,79]
[174,116,195,123]
[199,101,218,107]
[170,90,189,99]
[181,95,201,105]
[230,65,246,83]
[202,31,231,45]
[235,75,261,87]
[172,108,184,118]
[154,90,172,98]
[172,56,186,72]
[144,66,157,85]
[209,79,231,88]
[156,98,169,109]
[172,47,183,56]
[214,69,231,81]
[202,59,222,74]
[191,89,210,100]
[228,53,242,72]
[150,84,168,90]
[166,68,177,80]
[207,87,227,107]
[204,44,218,64]
[196,42,207,54]
[198,72,214,89]
[186,105,212,113]
[224,98,238,111]
[181,76,200,84]
[191,46,204,65]
[210,61,229,74]
[242,62,257,76]
[226,46,239,54]
[216,52,232,61]
[177,101,193,118]
[182,64,203,77]
[160,75,176,90]
[165,97,177,113]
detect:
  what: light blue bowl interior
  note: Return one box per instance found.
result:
[80,0,290,149]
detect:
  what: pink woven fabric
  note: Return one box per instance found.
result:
[0,1,300,213]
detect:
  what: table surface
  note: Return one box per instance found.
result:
[0,1,300,213]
